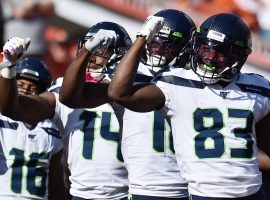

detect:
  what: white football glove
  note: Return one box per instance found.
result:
[136,15,165,43]
[84,29,117,52]
[0,37,31,69]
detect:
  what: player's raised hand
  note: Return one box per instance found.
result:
[85,29,117,52]
[136,15,164,43]
[0,37,31,69]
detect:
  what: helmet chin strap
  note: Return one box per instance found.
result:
[197,61,239,84]
[150,55,167,66]
[85,52,118,83]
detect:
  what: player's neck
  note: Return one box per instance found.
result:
[24,123,37,130]
[217,80,231,88]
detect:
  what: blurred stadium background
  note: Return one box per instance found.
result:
[1,0,269,79]
[52,0,270,79]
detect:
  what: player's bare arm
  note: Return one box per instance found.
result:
[256,112,270,158]
[108,37,146,100]
[0,75,56,124]
[108,16,166,112]
[48,149,68,199]
[258,148,270,170]
[0,38,56,124]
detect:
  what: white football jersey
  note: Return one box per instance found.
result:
[121,63,188,197]
[0,114,62,200]
[53,93,128,199]
[154,67,270,198]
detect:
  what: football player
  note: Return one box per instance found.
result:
[0,22,131,200]
[116,9,194,200]
[59,9,196,200]
[0,56,65,199]
[108,13,270,199]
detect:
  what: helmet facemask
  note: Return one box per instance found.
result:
[77,35,116,83]
[86,46,115,83]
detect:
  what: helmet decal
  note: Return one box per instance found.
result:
[172,32,182,38]
[207,30,226,42]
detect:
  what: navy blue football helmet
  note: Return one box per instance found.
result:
[143,9,196,70]
[77,21,132,82]
[16,57,52,93]
[78,21,131,58]
[191,13,252,84]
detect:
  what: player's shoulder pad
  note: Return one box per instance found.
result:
[236,73,270,98]
[238,73,270,88]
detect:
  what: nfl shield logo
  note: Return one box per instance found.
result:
[220,91,229,99]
